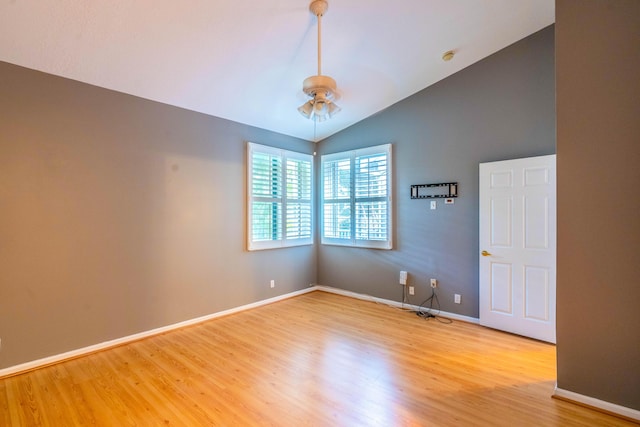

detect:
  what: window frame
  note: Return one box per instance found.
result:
[247,142,314,251]
[320,143,393,250]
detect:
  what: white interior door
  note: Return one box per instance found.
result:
[479,155,556,343]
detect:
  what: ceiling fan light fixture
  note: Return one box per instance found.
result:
[298,101,314,118]
[298,0,341,122]
[327,101,341,118]
[297,94,341,122]
[315,111,328,123]
[314,100,326,115]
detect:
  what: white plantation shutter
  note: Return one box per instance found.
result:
[251,150,282,243]
[322,157,351,239]
[285,157,312,240]
[355,152,388,241]
[321,144,392,249]
[248,143,313,250]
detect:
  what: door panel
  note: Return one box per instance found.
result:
[491,170,513,188]
[524,195,549,249]
[490,263,513,314]
[480,155,556,343]
[491,197,513,247]
[524,266,549,320]
[524,166,549,186]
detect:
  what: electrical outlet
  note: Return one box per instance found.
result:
[399,270,408,285]
[409,286,415,295]
[430,278,437,288]
[454,294,461,304]
[270,280,275,288]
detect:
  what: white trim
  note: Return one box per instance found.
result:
[314,285,480,324]
[554,386,640,422]
[320,143,393,250]
[0,286,317,379]
[247,142,314,251]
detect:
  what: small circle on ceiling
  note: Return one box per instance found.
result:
[442,50,456,62]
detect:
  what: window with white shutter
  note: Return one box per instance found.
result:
[247,143,313,250]
[321,144,392,249]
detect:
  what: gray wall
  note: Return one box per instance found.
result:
[317,27,556,318]
[556,0,640,410]
[0,61,316,369]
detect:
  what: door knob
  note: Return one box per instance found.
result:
[481,250,492,257]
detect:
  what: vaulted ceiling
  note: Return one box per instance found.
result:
[0,1,554,141]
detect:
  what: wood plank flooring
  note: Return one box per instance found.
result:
[0,291,635,426]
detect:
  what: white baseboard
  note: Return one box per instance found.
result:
[0,286,317,379]
[313,285,480,324]
[553,386,640,422]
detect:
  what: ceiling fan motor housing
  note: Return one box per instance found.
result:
[302,75,338,100]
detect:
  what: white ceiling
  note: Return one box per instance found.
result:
[0,0,554,142]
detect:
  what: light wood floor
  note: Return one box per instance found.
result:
[0,291,635,426]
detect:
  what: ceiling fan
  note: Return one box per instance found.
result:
[297,0,341,122]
